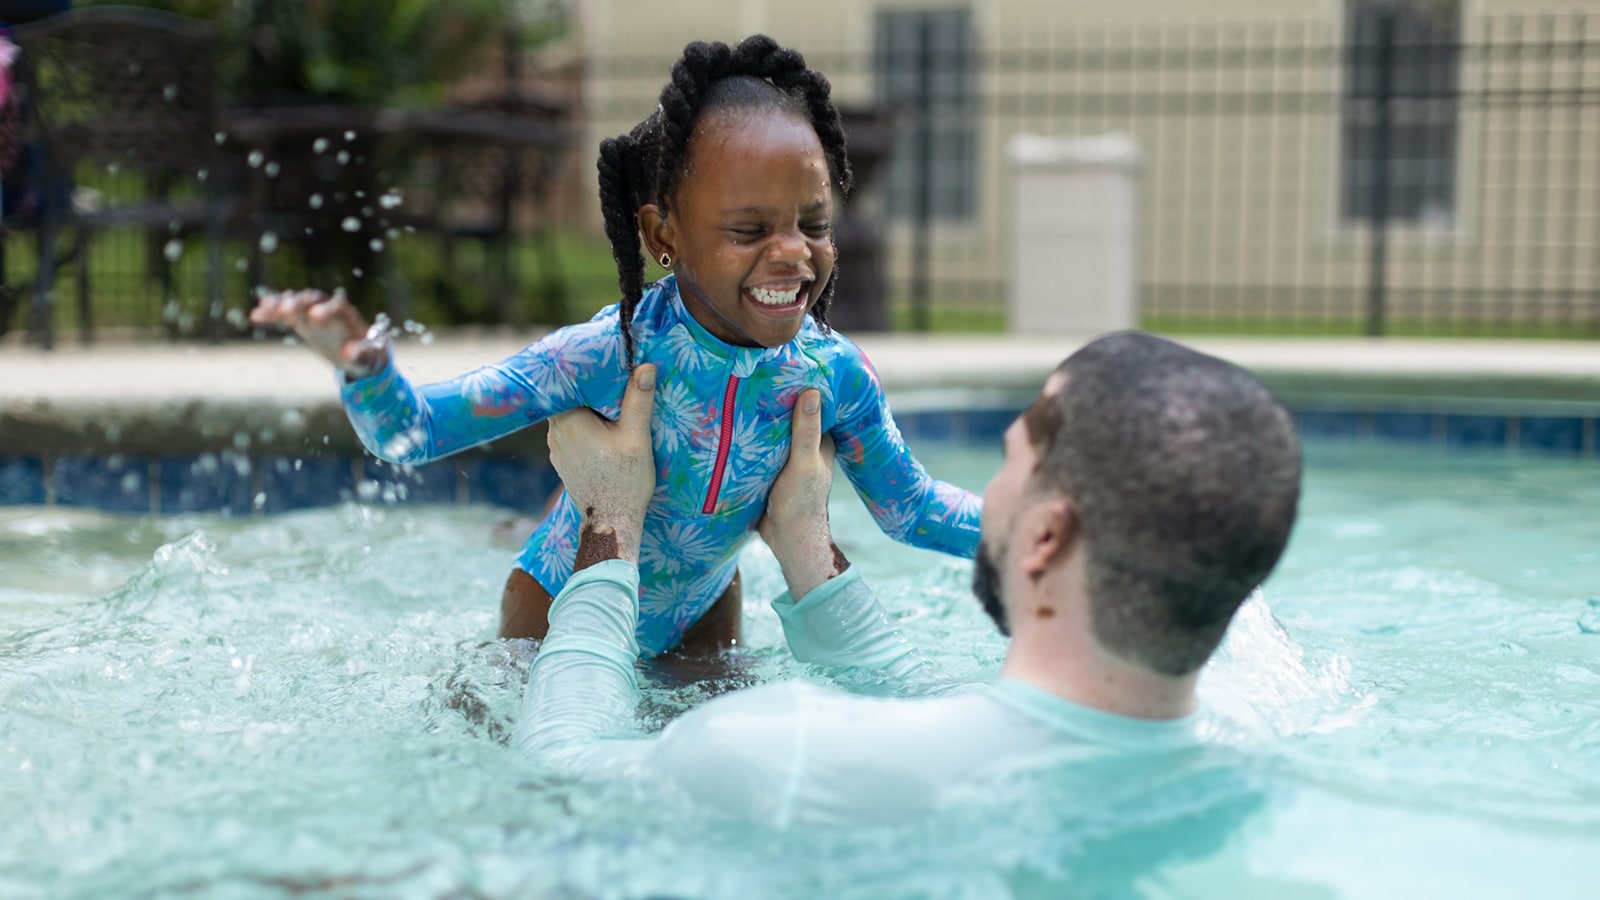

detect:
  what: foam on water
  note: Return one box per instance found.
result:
[2,441,1598,897]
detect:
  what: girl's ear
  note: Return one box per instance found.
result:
[638,204,675,263]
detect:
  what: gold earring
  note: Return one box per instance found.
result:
[658,252,672,268]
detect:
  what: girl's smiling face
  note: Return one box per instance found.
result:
[640,109,837,349]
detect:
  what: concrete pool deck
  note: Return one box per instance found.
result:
[5,330,1600,394]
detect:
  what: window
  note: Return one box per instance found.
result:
[1342,0,1461,226]
[873,7,976,222]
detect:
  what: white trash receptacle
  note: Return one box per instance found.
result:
[1006,132,1141,333]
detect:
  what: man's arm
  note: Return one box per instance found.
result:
[760,391,929,679]
[513,365,656,771]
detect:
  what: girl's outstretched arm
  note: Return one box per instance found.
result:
[827,344,982,559]
[253,289,627,465]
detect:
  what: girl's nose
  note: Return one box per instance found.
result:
[768,228,812,263]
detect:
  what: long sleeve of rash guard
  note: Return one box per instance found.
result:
[828,350,982,559]
[338,326,624,465]
[515,563,930,778]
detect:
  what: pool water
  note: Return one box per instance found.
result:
[2,441,1598,898]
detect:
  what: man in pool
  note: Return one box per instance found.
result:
[515,332,1303,827]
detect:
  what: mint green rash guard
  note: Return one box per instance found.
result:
[514,561,1202,828]
[338,276,981,655]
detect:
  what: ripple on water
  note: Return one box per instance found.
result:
[2,443,1598,897]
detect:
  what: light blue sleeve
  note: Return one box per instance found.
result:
[513,560,652,777]
[338,320,628,465]
[514,559,804,799]
[769,566,930,680]
[827,341,982,559]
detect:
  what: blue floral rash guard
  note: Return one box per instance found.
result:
[340,276,982,654]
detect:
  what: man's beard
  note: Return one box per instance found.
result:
[972,539,1009,636]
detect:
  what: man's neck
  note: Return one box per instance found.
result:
[999,597,1199,721]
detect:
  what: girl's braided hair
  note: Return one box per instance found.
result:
[596,34,854,367]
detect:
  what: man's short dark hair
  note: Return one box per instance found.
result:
[1024,332,1302,676]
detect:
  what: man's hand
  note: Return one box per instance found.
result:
[250,288,389,378]
[759,389,847,599]
[547,364,658,567]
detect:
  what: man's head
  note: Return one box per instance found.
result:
[975,332,1302,678]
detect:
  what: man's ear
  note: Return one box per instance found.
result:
[1018,497,1076,578]
[638,204,675,263]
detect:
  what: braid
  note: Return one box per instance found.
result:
[657,41,732,206]
[597,134,646,367]
[597,34,856,353]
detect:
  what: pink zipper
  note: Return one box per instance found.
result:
[703,374,741,514]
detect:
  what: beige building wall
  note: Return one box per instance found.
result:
[574,0,1600,328]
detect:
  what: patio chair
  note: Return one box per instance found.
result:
[13,6,237,348]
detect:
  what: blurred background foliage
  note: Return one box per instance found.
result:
[84,0,567,106]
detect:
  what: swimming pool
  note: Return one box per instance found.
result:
[2,439,1598,898]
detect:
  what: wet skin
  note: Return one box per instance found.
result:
[639,108,837,349]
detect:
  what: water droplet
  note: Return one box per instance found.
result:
[214,131,226,145]
[379,190,402,209]
[344,130,356,141]
[309,193,324,210]
[226,308,248,329]
[352,267,364,278]
[196,168,209,182]
[341,217,361,233]
[253,492,267,511]
[336,150,350,165]
[313,137,329,153]
[258,231,279,254]
[163,239,184,262]
[163,84,178,102]
[369,238,385,252]
[247,150,264,168]
[264,161,280,178]
[163,300,181,322]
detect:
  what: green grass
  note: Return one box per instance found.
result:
[8,214,1597,341]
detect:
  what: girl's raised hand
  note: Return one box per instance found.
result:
[250,289,389,378]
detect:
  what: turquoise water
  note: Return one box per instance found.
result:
[2,441,1598,898]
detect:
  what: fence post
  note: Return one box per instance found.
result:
[909,16,934,332]
[1366,0,1396,337]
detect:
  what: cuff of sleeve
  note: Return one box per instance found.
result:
[335,349,398,398]
[769,564,861,615]
[548,558,640,622]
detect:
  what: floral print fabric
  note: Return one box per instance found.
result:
[341,276,981,654]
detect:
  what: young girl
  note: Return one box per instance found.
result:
[251,34,981,657]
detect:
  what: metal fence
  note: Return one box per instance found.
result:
[585,6,1600,337]
[11,7,1600,339]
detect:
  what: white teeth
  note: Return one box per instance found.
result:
[748,285,801,307]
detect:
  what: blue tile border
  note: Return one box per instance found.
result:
[51,456,153,514]
[260,455,355,513]
[1371,412,1434,445]
[469,457,561,515]
[158,454,255,516]
[2,401,1596,516]
[1518,416,1586,456]
[0,457,46,505]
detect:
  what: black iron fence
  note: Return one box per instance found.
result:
[9,7,1600,339]
[587,6,1600,337]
